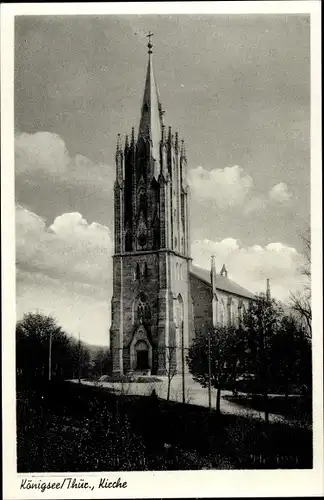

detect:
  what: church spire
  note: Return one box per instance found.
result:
[138,32,163,163]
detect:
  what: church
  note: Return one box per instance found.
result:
[110,36,254,375]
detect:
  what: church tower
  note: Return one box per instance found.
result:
[110,34,192,375]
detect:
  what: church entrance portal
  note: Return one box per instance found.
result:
[135,341,149,371]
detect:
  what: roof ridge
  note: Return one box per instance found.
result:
[190,264,254,299]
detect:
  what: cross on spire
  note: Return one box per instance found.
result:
[146,31,154,53]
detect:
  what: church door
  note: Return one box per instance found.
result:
[136,341,149,370]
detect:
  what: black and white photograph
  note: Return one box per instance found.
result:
[1,1,323,498]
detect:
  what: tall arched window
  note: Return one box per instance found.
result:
[227,297,233,326]
[238,300,243,325]
[138,191,147,217]
[232,301,238,327]
[219,300,225,326]
[241,302,247,323]
[134,294,151,325]
[176,294,184,328]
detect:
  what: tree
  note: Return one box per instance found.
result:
[16,313,91,382]
[92,348,112,378]
[290,230,311,337]
[241,292,312,419]
[270,314,312,397]
[240,294,283,422]
[187,325,239,414]
[16,313,63,380]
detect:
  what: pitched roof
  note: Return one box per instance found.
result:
[190,264,254,299]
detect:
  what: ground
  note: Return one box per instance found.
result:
[75,374,309,426]
[17,376,312,472]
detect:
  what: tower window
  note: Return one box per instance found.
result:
[153,227,160,250]
[137,298,151,323]
[139,192,147,214]
[135,263,140,280]
[125,231,132,251]
[153,214,160,250]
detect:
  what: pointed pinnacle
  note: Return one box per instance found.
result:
[161,124,165,143]
[175,132,179,150]
[160,106,165,126]
[116,133,121,152]
[183,142,187,159]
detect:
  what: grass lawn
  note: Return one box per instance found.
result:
[17,377,312,472]
[223,394,312,424]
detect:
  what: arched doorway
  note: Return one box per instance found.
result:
[135,340,149,370]
[129,324,152,373]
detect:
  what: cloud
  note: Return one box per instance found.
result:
[16,205,114,344]
[243,195,268,216]
[16,205,306,343]
[189,165,253,209]
[243,182,293,215]
[16,269,110,346]
[269,182,293,204]
[15,131,114,194]
[191,237,306,301]
[15,132,69,174]
[16,206,113,289]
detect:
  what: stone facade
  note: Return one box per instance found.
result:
[190,269,251,336]
[110,39,254,375]
[110,40,192,375]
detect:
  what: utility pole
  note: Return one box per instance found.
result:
[260,300,269,424]
[181,320,185,404]
[207,326,212,412]
[78,332,81,384]
[48,329,52,381]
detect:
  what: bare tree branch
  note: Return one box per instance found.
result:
[290,230,312,338]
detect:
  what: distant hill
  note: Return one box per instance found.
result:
[81,341,109,360]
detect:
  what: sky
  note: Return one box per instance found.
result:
[15,14,310,346]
